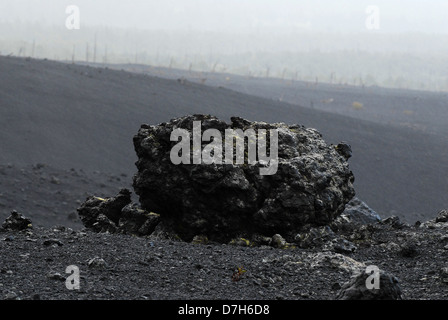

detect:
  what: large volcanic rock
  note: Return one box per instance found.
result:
[132,114,355,242]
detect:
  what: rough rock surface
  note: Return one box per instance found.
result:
[336,268,402,300]
[339,197,381,225]
[419,209,448,229]
[132,115,355,242]
[2,211,33,231]
[77,189,160,236]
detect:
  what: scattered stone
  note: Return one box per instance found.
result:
[295,226,336,249]
[50,176,60,184]
[47,271,66,281]
[88,257,107,269]
[77,189,160,236]
[347,224,377,243]
[328,238,357,254]
[250,235,272,246]
[118,203,160,236]
[294,224,357,254]
[191,235,209,244]
[43,239,64,247]
[32,163,46,170]
[338,197,381,225]
[334,142,352,160]
[310,252,365,274]
[336,269,402,300]
[380,216,407,229]
[2,210,32,231]
[3,235,14,242]
[269,234,288,249]
[77,189,131,233]
[435,209,448,223]
[419,209,448,229]
[4,291,19,300]
[229,237,252,247]
[382,241,400,252]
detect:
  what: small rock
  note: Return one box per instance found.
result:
[295,226,336,249]
[383,242,400,251]
[47,271,66,281]
[329,238,357,254]
[270,234,287,248]
[334,142,352,160]
[338,197,381,225]
[435,210,448,223]
[336,269,402,300]
[192,235,209,244]
[43,239,64,247]
[229,238,252,246]
[419,210,448,229]
[118,204,160,236]
[32,163,45,170]
[2,210,32,231]
[77,189,132,233]
[3,235,14,242]
[50,176,60,184]
[310,252,365,274]
[88,257,107,269]
[380,216,407,229]
[4,292,19,300]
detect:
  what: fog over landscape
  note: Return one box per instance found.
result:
[1,0,447,91]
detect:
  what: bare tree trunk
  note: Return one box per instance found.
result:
[281,68,287,81]
[211,61,218,73]
[104,45,108,64]
[93,34,97,63]
[31,40,36,58]
[72,45,76,64]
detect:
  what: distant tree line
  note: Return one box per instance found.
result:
[1,22,447,92]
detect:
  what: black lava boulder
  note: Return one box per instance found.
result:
[132,115,355,242]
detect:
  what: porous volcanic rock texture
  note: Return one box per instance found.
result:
[132,115,355,242]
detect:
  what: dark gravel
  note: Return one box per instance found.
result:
[1,214,448,301]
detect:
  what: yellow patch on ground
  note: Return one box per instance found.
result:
[352,101,364,110]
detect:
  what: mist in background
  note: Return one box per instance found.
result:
[1,0,447,91]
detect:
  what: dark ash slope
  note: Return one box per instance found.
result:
[1,56,447,226]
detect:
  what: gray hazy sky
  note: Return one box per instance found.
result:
[1,0,447,34]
